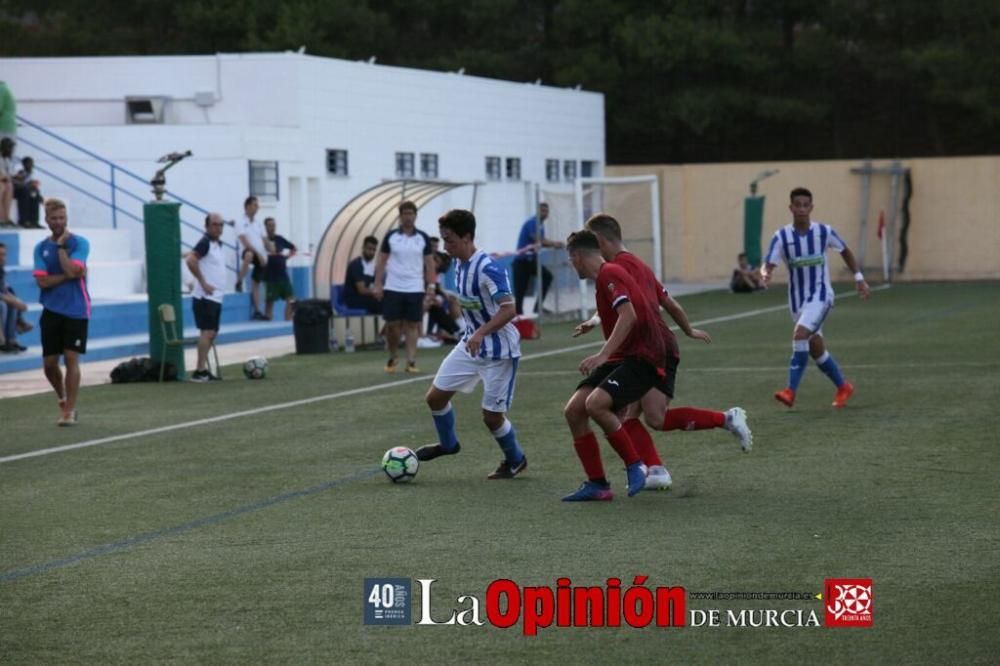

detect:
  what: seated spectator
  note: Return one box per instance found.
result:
[262,217,297,321]
[344,235,382,314]
[425,250,460,343]
[731,252,765,293]
[0,241,30,352]
[13,156,42,228]
[0,138,15,228]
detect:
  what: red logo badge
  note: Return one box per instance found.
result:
[824,578,873,627]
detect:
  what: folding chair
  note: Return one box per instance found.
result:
[158,303,221,381]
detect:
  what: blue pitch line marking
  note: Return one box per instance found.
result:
[0,466,381,583]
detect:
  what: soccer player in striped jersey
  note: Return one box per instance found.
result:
[579,214,752,491]
[562,230,666,501]
[416,209,527,479]
[760,187,871,408]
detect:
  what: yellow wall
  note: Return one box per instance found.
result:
[608,156,1000,283]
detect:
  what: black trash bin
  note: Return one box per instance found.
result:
[293,299,332,354]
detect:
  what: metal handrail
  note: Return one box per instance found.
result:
[15,114,239,272]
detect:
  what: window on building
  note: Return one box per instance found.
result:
[505,157,521,181]
[248,160,279,201]
[581,160,598,178]
[396,152,415,178]
[420,153,439,179]
[326,149,349,176]
[545,159,560,182]
[563,160,577,183]
[486,156,502,181]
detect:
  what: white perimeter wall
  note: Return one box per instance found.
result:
[2,53,604,268]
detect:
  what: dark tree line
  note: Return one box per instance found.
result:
[3,0,998,163]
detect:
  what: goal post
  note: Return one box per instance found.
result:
[533,174,662,322]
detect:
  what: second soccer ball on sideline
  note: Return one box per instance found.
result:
[382,447,419,483]
[243,356,269,379]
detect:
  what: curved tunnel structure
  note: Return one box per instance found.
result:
[312,179,476,301]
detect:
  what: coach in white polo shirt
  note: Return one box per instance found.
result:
[185,212,227,382]
[372,200,436,374]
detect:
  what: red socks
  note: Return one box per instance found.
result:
[624,418,662,467]
[662,407,725,432]
[606,426,641,466]
[573,432,606,481]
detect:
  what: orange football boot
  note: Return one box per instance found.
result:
[774,388,796,407]
[832,382,855,408]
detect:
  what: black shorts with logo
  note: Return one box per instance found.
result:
[382,290,424,323]
[576,357,663,412]
[40,309,89,357]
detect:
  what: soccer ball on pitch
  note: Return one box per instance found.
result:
[242,356,269,379]
[382,446,419,483]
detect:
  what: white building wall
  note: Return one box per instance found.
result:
[2,52,604,282]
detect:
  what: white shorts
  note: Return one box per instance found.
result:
[791,299,833,336]
[432,346,519,412]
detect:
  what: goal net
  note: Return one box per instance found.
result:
[535,175,661,320]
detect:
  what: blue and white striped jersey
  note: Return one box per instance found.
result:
[765,221,847,314]
[454,249,521,360]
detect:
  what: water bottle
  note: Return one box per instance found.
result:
[344,329,356,353]
[329,332,339,352]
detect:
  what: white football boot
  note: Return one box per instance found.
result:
[725,407,752,453]
[644,465,673,490]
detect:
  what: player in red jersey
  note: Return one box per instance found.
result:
[561,230,667,501]
[574,214,752,491]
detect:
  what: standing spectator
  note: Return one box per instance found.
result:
[1,241,30,352]
[262,217,297,321]
[235,196,273,320]
[344,235,381,314]
[512,202,563,314]
[0,137,15,227]
[372,200,436,374]
[730,253,764,293]
[13,156,42,228]
[417,208,528,479]
[34,198,91,426]
[185,213,227,382]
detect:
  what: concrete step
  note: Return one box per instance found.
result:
[7,292,293,349]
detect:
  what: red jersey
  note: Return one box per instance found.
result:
[612,251,679,359]
[594,262,667,370]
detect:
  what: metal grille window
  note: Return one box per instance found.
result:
[545,159,560,182]
[248,160,279,201]
[326,149,349,176]
[396,152,415,178]
[420,153,439,179]
[581,160,598,178]
[505,157,521,181]
[563,160,577,182]
[485,156,502,181]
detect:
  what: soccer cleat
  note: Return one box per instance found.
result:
[415,442,461,461]
[405,362,421,374]
[832,382,855,408]
[562,481,614,502]
[774,388,796,408]
[487,456,528,479]
[725,407,753,453]
[644,465,673,491]
[56,410,77,427]
[384,358,398,374]
[626,462,648,497]
[190,370,211,383]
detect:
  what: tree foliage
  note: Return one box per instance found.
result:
[2,0,997,162]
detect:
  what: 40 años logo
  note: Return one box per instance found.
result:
[416,576,685,635]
